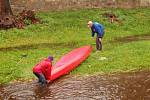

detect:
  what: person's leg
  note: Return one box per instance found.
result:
[33,72,40,82]
[33,72,47,85]
[96,37,99,50]
[96,36,102,50]
[39,73,47,85]
[99,38,102,50]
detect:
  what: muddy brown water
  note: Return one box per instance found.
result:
[0,71,150,100]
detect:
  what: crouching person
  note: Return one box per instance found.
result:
[33,56,53,85]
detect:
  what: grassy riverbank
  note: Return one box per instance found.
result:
[0,8,150,84]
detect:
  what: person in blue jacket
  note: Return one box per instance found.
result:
[87,21,105,50]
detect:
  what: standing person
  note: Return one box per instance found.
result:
[87,21,105,51]
[33,56,53,85]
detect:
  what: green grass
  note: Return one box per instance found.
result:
[0,8,150,84]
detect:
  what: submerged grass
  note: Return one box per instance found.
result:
[0,8,150,84]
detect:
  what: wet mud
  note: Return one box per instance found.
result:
[1,34,149,52]
[0,71,150,100]
[0,41,78,52]
[115,34,150,43]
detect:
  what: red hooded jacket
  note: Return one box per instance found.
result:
[33,59,52,80]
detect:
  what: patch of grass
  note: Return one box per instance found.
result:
[0,8,150,84]
[72,41,150,75]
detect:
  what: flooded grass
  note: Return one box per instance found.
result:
[0,8,150,84]
[115,33,150,43]
[0,71,150,99]
[0,41,78,52]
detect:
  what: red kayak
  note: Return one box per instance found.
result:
[50,45,92,81]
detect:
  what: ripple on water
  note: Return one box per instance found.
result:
[0,71,150,99]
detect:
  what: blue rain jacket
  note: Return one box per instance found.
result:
[91,22,104,38]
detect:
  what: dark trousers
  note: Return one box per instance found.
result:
[33,72,47,85]
[96,37,102,50]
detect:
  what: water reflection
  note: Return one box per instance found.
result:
[0,71,150,100]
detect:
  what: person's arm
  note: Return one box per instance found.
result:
[91,28,95,37]
[46,62,52,83]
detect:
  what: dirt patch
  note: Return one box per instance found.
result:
[0,70,150,99]
[115,34,150,43]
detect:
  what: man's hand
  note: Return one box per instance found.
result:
[46,80,51,84]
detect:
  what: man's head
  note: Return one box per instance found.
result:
[48,56,53,61]
[87,21,93,28]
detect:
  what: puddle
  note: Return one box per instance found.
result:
[98,57,107,61]
[0,71,150,100]
[1,34,149,52]
[0,41,78,52]
[115,34,150,43]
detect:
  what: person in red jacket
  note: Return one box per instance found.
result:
[33,56,53,85]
